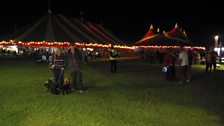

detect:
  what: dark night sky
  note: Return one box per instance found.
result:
[1,0,223,47]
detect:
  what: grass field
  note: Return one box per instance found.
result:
[1,56,224,126]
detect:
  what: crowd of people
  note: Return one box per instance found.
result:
[1,45,219,91]
[205,49,218,73]
[138,46,218,84]
[48,45,86,95]
[47,45,122,95]
[162,47,218,84]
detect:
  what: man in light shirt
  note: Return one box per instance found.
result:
[178,46,189,84]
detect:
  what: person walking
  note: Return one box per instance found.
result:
[109,45,118,73]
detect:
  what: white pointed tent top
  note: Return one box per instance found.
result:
[163,30,166,34]
[150,24,153,29]
[157,28,160,33]
[183,30,187,36]
[175,23,178,28]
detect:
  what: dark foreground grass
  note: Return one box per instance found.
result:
[1,57,224,126]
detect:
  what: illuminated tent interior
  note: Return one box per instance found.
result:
[1,10,126,48]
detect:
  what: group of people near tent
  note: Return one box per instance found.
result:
[48,45,85,94]
[163,47,189,83]
[162,47,203,84]
[162,46,219,84]
[205,49,218,73]
[47,45,119,94]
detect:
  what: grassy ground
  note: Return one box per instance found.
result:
[0,56,224,126]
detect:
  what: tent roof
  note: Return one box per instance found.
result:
[3,11,125,45]
[6,13,81,42]
[135,34,191,46]
[142,24,154,39]
[165,24,189,43]
[134,23,191,46]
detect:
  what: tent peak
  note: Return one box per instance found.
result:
[150,24,153,29]
[157,28,160,33]
[175,23,178,28]
[183,30,187,37]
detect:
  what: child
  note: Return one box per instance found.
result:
[62,76,71,95]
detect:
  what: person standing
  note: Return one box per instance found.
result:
[205,50,212,72]
[187,49,193,82]
[67,45,85,93]
[210,50,218,72]
[163,49,176,81]
[109,45,118,73]
[178,47,189,84]
[49,48,65,94]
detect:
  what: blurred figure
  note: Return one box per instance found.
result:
[62,75,71,95]
[49,48,65,93]
[205,50,212,72]
[187,49,193,82]
[163,49,176,81]
[210,50,218,72]
[67,45,85,93]
[109,45,118,73]
[178,47,189,84]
